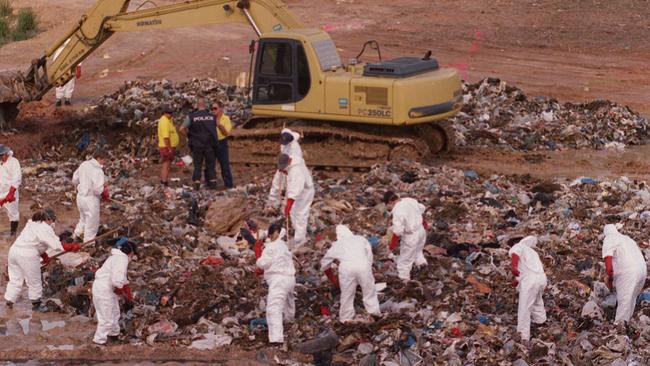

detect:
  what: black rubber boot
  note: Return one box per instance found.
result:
[64,99,71,106]
[31,299,48,312]
[55,99,62,107]
[313,351,333,366]
[10,221,18,236]
[5,301,13,309]
[107,335,120,343]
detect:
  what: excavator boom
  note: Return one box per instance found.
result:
[105,0,303,34]
[0,0,302,126]
[0,0,462,166]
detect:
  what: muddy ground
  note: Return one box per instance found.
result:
[0,0,649,363]
[0,164,287,365]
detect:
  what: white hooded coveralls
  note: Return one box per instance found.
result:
[391,197,427,280]
[602,224,647,324]
[256,233,296,343]
[92,248,129,344]
[52,39,77,100]
[269,128,307,228]
[321,225,380,322]
[268,155,314,246]
[56,79,75,100]
[509,236,547,341]
[280,128,303,159]
[4,220,63,303]
[0,152,22,222]
[72,159,105,241]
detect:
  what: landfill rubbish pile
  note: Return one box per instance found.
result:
[94,78,250,128]
[88,77,650,156]
[20,126,650,364]
[450,78,650,151]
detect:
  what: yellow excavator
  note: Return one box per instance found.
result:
[0,0,462,166]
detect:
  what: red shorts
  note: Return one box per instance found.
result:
[159,147,176,162]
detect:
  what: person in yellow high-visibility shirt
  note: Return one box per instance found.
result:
[157,105,179,186]
[212,101,234,189]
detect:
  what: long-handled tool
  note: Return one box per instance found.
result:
[108,197,127,206]
[43,226,123,266]
[284,173,291,240]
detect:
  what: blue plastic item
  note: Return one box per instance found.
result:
[404,335,416,347]
[478,315,490,325]
[465,252,481,271]
[368,236,380,248]
[464,170,478,179]
[637,292,650,304]
[426,321,443,331]
[249,318,268,330]
[580,177,598,185]
[77,132,90,152]
[483,182,500,194]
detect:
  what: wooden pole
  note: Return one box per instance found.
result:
[43,226,123,265]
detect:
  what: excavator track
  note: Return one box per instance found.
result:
[229,118,453,168]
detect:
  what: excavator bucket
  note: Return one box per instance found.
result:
[0,102,19,128]
[0,0,132,129]
[0,71,23,128]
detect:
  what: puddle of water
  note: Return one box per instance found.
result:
[41,320,65,332]
[45,344,74,351]
[17,317,30,335]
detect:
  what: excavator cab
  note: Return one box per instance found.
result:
[252,39,311,105]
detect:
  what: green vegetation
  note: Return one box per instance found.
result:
[0,18,9,39]
[0,2,39,46]
[0,0,12,18]
[16,8,36,33]
[12,8,37,40]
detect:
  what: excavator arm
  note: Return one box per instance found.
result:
[0,0,303,125]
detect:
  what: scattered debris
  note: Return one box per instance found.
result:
[451,78,650,151]
[8,77,650,364]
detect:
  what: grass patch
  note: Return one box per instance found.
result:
[15,7,36,33]
[0,0,12,18]
[0,18,8,39]
[0,5,39,45]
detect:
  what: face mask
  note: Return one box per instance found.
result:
[50,223,56,231]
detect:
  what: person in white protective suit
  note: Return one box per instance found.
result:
[255,223,296,344]
[92,238,136,345]
[0,144,21,236]
[267,153,314,248]
[509,236,547,341]
[52,38,81,106]
[279,128,303,160]
[72,150,109,241]
[383,191,429,280]
[321,225,381,322]
[268,128,306,212]
[4,209,81,310]
[602,224,647,324]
